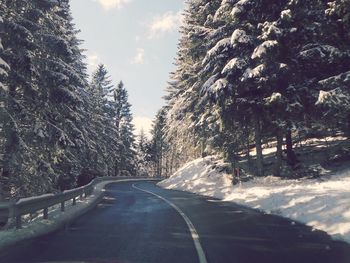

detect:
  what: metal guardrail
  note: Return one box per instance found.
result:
[0,176,158,229]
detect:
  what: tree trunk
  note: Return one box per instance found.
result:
[347,114,350,139]
[245,125,251,166]
[286,130,298,166]
[114,162,119,177]
[201,139,206,158]
[254,118,264,177]
[159,142,163,178]
[274,130,283,177]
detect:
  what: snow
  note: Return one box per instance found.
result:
[236,0,252,5]
[299,44,343,62]
[247,135,347,157]
[279,63,288,70]
[221,0,236,4]
[326,1,338,16]
[33,122,46,139]
[231,0,253,18]
[0,57,9,69]
[214,2,231,22]
[0,83,8,92]
[159,156,350,243]
[210,78,229,94]
[316,89,350,108]
[251,40,279,59]
[264,92,283,105]
[230,29,252,45]
[231,6,243,18]
[318,71,350,89]
[0,57,9,78]
[159,156,233,199]
[247,145,277,156]
[0,68,8,78]
[242,64,266,80]
[259,21,282,40]
[222,58,247,75]
[280,9,292,20]
[201,74,219,94]
[202,38,231,65]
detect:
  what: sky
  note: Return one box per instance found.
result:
[70,0,185,136]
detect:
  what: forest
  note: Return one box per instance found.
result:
[1,0,350,199]
[150,0,350,180]
[0,1,141,199]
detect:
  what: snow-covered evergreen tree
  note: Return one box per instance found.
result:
[1,0,50,196]
[316,0,350,137]
[0,0,133,198]
[135,129,151,177]
[164,0,223,172]
[114,83,136,176]
[163,0,350,178]
[150,108,167,177]
[88,65,120,176]
[0,14,11,199]
[90,64,114,111]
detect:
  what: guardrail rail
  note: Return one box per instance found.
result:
[0,176,158,229]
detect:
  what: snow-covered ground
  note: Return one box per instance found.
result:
[158,156,350,243]
[245,135,348,157]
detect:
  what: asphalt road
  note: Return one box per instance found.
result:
[1,181,350,263]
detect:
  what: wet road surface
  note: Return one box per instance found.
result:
[1,181,350,263]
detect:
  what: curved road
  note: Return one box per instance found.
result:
[1,181,350,263]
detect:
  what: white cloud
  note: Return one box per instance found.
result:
[130,48,145,65]
[148,11,183,39]
[133,116,153,138]
[95,0,131,11]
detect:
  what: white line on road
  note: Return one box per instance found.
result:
[132,183,208,263]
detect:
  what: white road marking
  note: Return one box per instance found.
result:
[132,183,208,263]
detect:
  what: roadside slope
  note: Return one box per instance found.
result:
[158,156,350,243]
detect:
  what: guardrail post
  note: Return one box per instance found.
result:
[61,201,65,212]
[43,208,48,219]
[16,215,22,229]
[72,197,76,206]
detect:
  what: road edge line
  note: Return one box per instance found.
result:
[132,183,208,263]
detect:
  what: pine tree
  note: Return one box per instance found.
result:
[163,0,350,179]
[316,0,350,137]
[150,108,168,177]
[114,81,127,132]
[164,0,222,171]
[90,64,114,111]
[1,0,50,196]
[0,14,11,199]
[0,0,124,197]
[116,85,136,176]
[89,65,120,177]
[135,129,150,177]
[199,0,268,175]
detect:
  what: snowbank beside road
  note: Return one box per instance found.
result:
[158,156,350,243]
